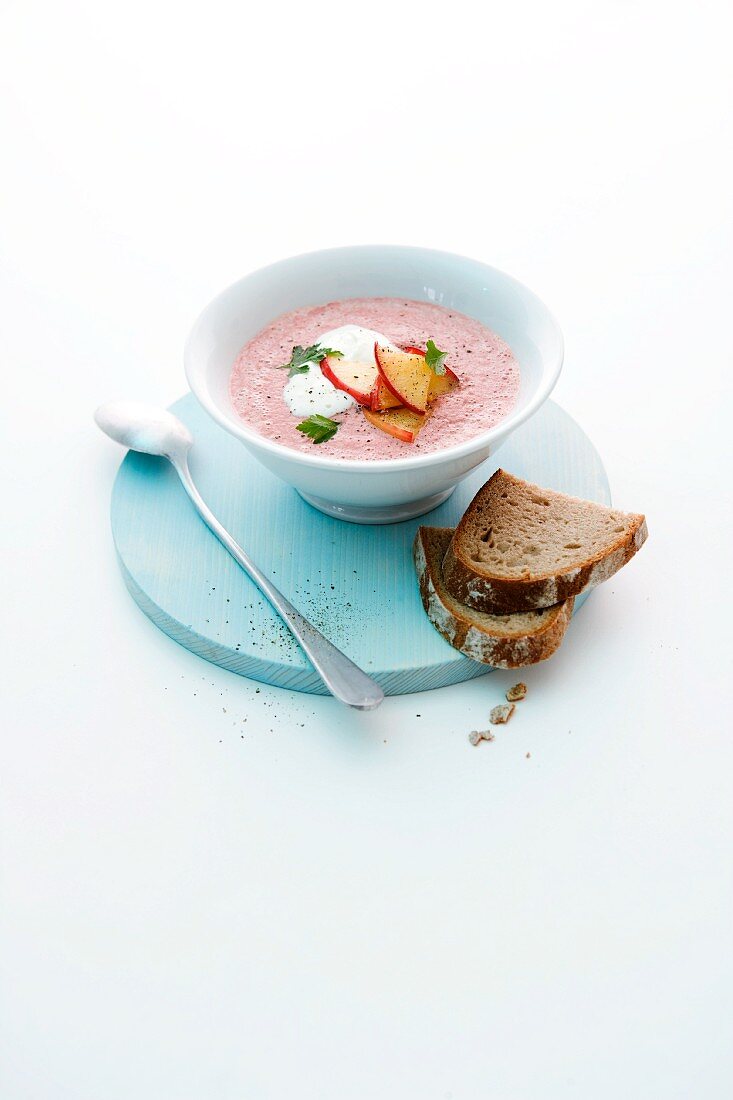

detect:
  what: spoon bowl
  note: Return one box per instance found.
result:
[94,401,193,461]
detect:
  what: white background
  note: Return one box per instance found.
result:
[2,2,732,1097]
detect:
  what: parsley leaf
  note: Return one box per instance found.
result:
[424,339,449,375]
[296,414,340,444]
[279,343,343,378]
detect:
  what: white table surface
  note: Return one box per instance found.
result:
[2,2,732,1097]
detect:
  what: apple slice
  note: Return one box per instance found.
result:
[374,344,432,415]
[370,376,402,411]
[402,344,460,401]
[362,405,432,444]
[427,365,459,401]
[320,356,377,406]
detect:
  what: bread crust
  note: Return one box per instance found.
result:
[442,470,648,614]
[413,527,574,669]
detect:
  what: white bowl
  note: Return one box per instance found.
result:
[184,246,563,523]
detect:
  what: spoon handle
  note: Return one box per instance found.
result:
[172,456,384,710]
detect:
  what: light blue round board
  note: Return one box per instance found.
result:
[111,396,610,696]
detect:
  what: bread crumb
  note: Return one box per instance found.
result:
[469,729,495,746]
[490,703,515,725]
[506,683,527,702]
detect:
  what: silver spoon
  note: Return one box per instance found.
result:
[94,401,384,710]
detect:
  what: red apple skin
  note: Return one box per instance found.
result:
[320,357,374,406]
[402,344,426,356]
[373,343,429,416]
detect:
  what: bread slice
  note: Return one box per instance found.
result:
[442,470,647,614]
[413,526,574,668]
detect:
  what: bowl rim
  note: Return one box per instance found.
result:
[184,245,564,472]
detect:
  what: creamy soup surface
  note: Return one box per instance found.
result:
[229,298,521,459]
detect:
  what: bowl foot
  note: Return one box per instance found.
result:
[297,486,457,525]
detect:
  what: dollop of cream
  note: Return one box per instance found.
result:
[283,369,354,418]
[282,324,398,419]
[316,324,397,363]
